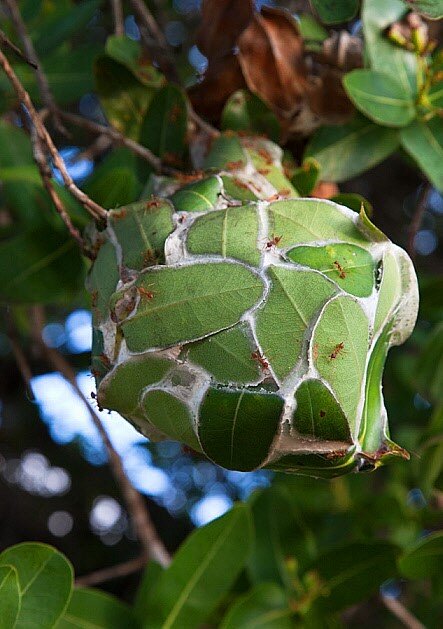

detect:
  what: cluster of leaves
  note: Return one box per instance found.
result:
[1,500,442,628]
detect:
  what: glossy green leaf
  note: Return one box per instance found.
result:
[291,158,320,196]
[398,532,443,579]
[298,14,328,41]
[305,115,400,182]
[33,0,100,55]
[140,85,188,165]
[142,389,201,451]
[287,243,375,297]
[308,542,399,611]
[0,542,73,629]
[110,198,174,269]
[187,324,260,384]
[312,296,369,433]
[0,229,85,304]
[0,565,20,629]
[187,204,260,265]
[255,266,336,380]
[58,588,137,629]
[400,118,443,192]
[293,379,352,443]
[115,262,264,351]
[404,0,443,19]
[221,90,280,142]
[98,355,172,416]
[95,56,153,139]
[267,199,369,246]
[87,241,119,323]
[144,504,253,629]
[106,35,164,86]
[343,70,415,127]
[220,583,293,629]
[134,562,164,625]
[198,388,283,470]
[171,176,222,212]
[362,0,418,97]
[310,0,359,24]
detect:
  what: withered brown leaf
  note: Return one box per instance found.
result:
[196,0,254,61]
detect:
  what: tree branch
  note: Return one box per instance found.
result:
[76,555,147,587]
[3,0,69,135]
[6,310,35,401]
[407,182,431,261]
[57,109,179,175]
[31,308,171,567]
[111,0,125,37]
[0,29,36,67]
[381,595,426,629]
[0,48,107,223]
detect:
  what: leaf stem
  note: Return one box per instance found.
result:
[76,555,147,587]
[381,595,426,629]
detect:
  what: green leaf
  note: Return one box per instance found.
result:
[95,56,153,139]
[187,324,261,384]
[287,243,376,297]
[0,542,73,629]
[0,565,20,629]
[171,176,222,212]
[144,504,253,629]
[305,115,400,181]
[110,198,174,270]
[330,193,373,216]
[204,135,246,170]
[362,0,418,97]
[221,90,280,142]
[343,70,415,127]
[198,388,283,471]
[87,241,119,322]
[398,532,443,579]
[220,583,293,629]
[106,35,164,86]
[415,322,443,404]
[310,0,359,24]
[57,588,137,628]
[139,85,188,165]
[297,14,328,41]
[312,295,369,434]
[33,0,100,55]
[134,562,164,625]
[114,262,265,352]
[400,118,443,192]
[291,158,320,196]
[84,149,140,209]
[404,0,443,19]
[267,198,369,247]
[0,228,85,304]
[292,379,352,442]
[255,267,337,380]
[187,204,261,266]
[142,390,202,451]
[308,542,399,612]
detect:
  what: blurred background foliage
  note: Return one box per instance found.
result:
[0,0,442,627]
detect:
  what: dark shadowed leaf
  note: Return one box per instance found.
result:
[220,583,293,628]
[144,505,253,628]
[310,0,359,24]
[196,0,254,60]
[398,532,443,579]
[400,118,443,192]
[221,90,280,141]
[105,35,164,86]
[308,542,399,612]
[0,228,85,304]
[0,543,73,629]
[291,157,320,195]
[404,0,443,19]
[84,148,140,209]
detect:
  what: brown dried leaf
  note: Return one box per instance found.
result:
[237,7,308,117]
[196,0,254,60]
[306,68,354,122]
[321,31,363,71]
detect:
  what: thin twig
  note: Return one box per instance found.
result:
[57,109,178,174]
[3,0,69,135]
[76,555,147,587]
[0,29,36,67]
[6,311,35,401]
[76,134,113,162]
[31,308,171,567]
[381,596,426,629]
[407,182,431,261]
[30,127,92,256]
[111,0,125,37]
[129,0,168,50]
[188,106,220,139]
[0,48,107,222]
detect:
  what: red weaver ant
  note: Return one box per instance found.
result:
[251,351,269,370]
[329,342,345,361]
[333,260,346,279]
